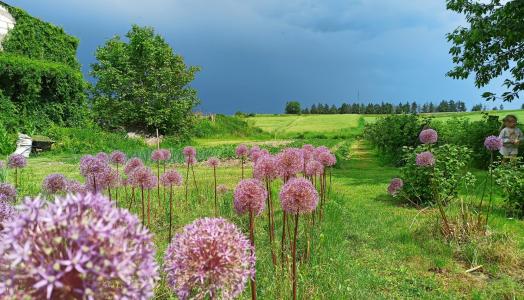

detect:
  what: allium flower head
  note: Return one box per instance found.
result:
[305,160,324,177]
[185,155,197,165]
[207,157,220,168]
[79,155,107,177]
[110,150,127,165]
[124,157,144,175]
[217,184,229,195]
[152,149,171,162]
[66,180,86,194]
[161,170,183,187]
[279,178,319,214]
[253,155,278,180]
[95,152,109,163]
[484,135,503,151]
[130,167,157,189]
[8,154,26,169]
[42,174,67,194]
[416,151,436,167]
[313,146,330,160]
[249,146,261,160]
[236,144,249,158]
[98,167,120,189]
[234,179,267,216]
[387,178,404,195]
[252,149,269,164]
[0,201,15,231]
[0,183,16,203]
[277,148,304,179]
[317,152,337,167]
[164,218,255,300]
[182,146,196,158]
[0,193,158,299]
[302,144,315,162]
[419,129,438,144]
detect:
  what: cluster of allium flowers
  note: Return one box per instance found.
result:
[235,144,249,158]
[95,152,109,163]
[387,178,404,195]
[0,183,16,202]
[251,149,269,164]
[416,151,436,167]
[66,179,86,194]
[79,155,107,177]
[161,170,183,187]
[305,160,324,177]
[151,149,171,161]
[234,179,267,216]
[130,167,157,189]
[0,201,15,231]
[217,184,229,195]
[124,157,144,175]
[207,157,220,168]
[164,218,255,300]
[279,178,319,214]
[253,155,278,180]
[0,193,158,299]
[8,154,26,169]
[484,135,503,151]
[317,151,337,167]
[419,129,438,144]
[109,150,127,165]
[42,173,67,194]
[277,148,304,179]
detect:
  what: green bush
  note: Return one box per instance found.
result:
[494,160,524,217]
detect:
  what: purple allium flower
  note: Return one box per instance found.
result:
[279,178,319,214]
[0,183,16,203]
[277,148,304,179]
[253,155,278,181]
[109,150,127,165]
[207,157,220,168]
[313,146,330,159]
[419,129,438,144]
[236,144,249,158]
[185,155,197,165]
[7,154,26,169]
[0,193,158,299]
[484,135,503,151]
[0,201,15,231]
[152,149,171,162]
[387,178,404,195]
[317,152,337,167]
[42,174,67,194]
[305,160,324,177]
[217,184,229,195]
[95,152,109,163]
[66,180,86,194]
[124,157,144,175]
[161,170,183,187]
[79,155,107,177]
[164,218,255,300]
[130,167,157,189]
[98,167,120,189]
[234,179,267,216]
[182,146,196,158]
[416,151,436,167]
[249,146,261,160]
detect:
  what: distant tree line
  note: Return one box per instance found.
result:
[286,100,481,115]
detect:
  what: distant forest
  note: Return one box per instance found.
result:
[285,100,507,115]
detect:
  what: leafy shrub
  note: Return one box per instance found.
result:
[398,144,474,206]
[192,115,266,138]
[493,160,524,217]
[0,121,16,155]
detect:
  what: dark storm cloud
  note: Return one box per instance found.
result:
[8,0,516,113]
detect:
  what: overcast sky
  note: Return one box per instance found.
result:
[11,0,519,113]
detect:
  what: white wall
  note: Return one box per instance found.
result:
[0,4,16,50]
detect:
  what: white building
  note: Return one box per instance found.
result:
[0,4,15,50]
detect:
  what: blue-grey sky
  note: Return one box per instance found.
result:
[10,0,519,113]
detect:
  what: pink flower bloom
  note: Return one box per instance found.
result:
[95,152,109,163]
[66,180,87,194]
[484,135,503,151]
[419,129,438,144]
[110,151,127,165]
[8,154,26,169]
[164,218,255,300]
[0,194,158,299]
[236,144,249,158]
[253,155,278,181]
[279,178,319,214]
[277,148,304,179]
[207,157,220,168]
[42,174,67,194]
[416,151,436,167]
[249,145,261,160]
[0,201,15,231]
[130,167,157,189]
[317,152,337,167]
[305,160,324,177]
[124,158,144,175]
[313,146,330,160]
[185,155,197,165]
[152,149,171,162]
[234,179,267,216]
[80,155,107,177]
[0,183,16,203]
[387,178,404,195]
[98,167,120,189]
[182,146,196,158]
[161,170,183,187]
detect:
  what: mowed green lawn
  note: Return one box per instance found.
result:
[247,114,363,135]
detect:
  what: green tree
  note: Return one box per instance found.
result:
[285,101,301,114]
[471,104,483,111]
[90,25,200,136]
[447,0,524,102]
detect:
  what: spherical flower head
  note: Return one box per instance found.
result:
[152,149,171,162]
[164,218,255,300]
[313,146,330,160]
[98,167,120,189]
[182,146,196,158]
[8,154,26,169]
[305,160,324,177]
[251,149,269,164]
[185,154,197,165]
[302,145,314,162]
[42,174,67,194]
[249,145,261,160]
[161,170,183,187]
[66,180,86,194]
[416,151,436,167]
[0,193,158,299]
[233,179,267,216]
[207,157,220,168]
[236,144,249,158]
[0,183,16,203]
[277,148,304,179]
[124,157,144,175]
[387,178,404,195]
[253,155,278,181]
[80,155,107,177]
[217,184,229,195]
[279,178,319,214]
[0,201,15,231]
[484,135,503,151]
[130,167,157,189]
[95,152,109,163]
[317,152,337,167]
[419,129,438,144]
[109,150,127,165]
